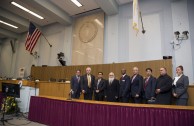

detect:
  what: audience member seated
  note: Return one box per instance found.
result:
[49,78,57,82]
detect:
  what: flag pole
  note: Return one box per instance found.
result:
[139,11,146,34]
[42,33,52,47]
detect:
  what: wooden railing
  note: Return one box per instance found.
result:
[31,59,172,81]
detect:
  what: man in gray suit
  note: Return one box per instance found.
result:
[172,65,189,106]
[130,67,143,103]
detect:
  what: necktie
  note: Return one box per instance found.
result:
[87,74,91,88]
[109,80,112,85]
[77,76,80,83]
[144,77,149,90]
[97,79,100,89]
[131,75,137,83]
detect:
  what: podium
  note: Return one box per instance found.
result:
[17,86,39,113]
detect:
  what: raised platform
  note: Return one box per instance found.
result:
[28,96,194,126]
[1,80,194,106]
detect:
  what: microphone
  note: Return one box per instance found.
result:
[67,90,72,100]
[18,80,23,88]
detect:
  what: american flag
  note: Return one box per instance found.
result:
[25,22,41,53]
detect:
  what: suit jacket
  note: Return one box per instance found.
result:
[119,75,131,98]
[70,75,81,93]
[143,75,156,99]
[130,74,143,97]
[105,79,120,102]
[172,75,189,99]
[81,74,95,93]
[155,74,172,105]
[94,78,106,95]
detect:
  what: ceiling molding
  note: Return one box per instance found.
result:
[33,0,72,25]
[115,0,133,5]
[94,0,118,15]
[0,8,29,28]
[0,28,20,39]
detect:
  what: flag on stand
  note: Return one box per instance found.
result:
[25,22,41,53]
[132,0,139,33]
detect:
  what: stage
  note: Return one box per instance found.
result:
[28,96,194,126]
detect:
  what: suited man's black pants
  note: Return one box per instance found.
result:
[131,97,142,103]
[94,93,104,101]
[119,97,129,103]
[84,88,93,100]
[72,91,81,99]
[176,98,188,106]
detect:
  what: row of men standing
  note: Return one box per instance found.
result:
[70,66,189,105]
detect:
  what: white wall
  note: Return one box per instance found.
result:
[171,0,194,83]
[187,0,194,83]
[104,14,119,63]
[128,14,162,62]
[0,39,13,77]
[104,0,173,63]
[0,0,193,83]
[13,34,36,78]
[38,23,73,66]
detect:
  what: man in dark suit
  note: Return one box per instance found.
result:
[94,72,106,101]
[142,68,156,103]
[172,65,189,106]
[119,69,131,103]
[130,67,143,103]
[81,67,95,100]
[155,67,172,105]
[105,72,120,102]
[70,69,82,99]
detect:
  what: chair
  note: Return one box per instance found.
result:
[49,78,57,82]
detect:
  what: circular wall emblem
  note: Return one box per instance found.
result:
[79,22,98,43]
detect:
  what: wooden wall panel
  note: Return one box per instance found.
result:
[188,85,194,106]
[39,82,69,98]
[37,82,194,106]
[31,59,172,81]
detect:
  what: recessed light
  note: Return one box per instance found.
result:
[71,0,82,7]
[11,1,44,20]
[0,20,18,29]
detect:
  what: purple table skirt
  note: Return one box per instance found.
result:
[28,96,194,126]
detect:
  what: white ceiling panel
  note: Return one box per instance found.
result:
[50,0,100,16]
